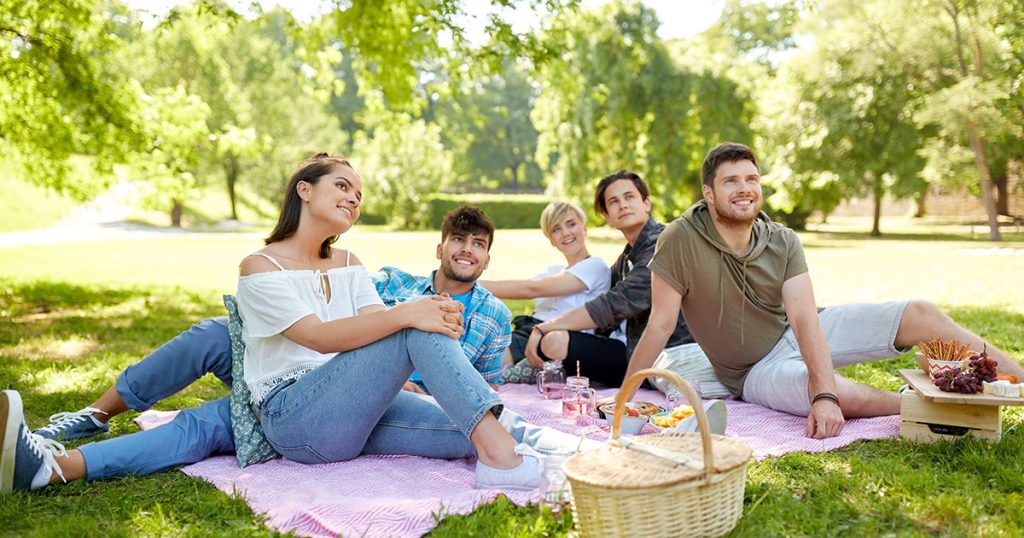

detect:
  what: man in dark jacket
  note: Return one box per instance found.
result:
[522,170,698,388]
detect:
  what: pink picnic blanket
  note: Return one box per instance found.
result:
[136,384,899,537]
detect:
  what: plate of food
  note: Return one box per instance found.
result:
[596,401,664,420]
[649,404,698,431]
[598,401,664,435]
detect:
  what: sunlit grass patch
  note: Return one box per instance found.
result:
[5,335,98,361]
[20,360,125,395]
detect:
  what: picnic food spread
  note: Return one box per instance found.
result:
[650,404,696,429]
[920,339,999,394]
[598,401,663,419]
[983,380,1024,398]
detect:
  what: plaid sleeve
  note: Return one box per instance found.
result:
[471,298,512,384]
[373,266,420,306]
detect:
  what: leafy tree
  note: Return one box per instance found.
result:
[758,0,929,235]
[0,0,140,198]
[833,0,1019,239]
[132,85,211,227]
[124,4,344,223]
[716,0,802,68]
[351,111,455,228]
[533,0,753,221]
[429,59,544,190]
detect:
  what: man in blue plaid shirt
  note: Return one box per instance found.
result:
[375,206,511,392]
[31,206,511,442]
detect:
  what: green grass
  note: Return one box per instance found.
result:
[0,172,79,232]
[1,228,1023,536]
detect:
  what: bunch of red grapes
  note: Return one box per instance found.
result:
[934,350,998,393]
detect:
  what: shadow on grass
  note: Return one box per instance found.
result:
[0,279,267,536]
[0,278,227,421]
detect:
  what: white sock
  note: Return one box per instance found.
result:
[89,415,105,427]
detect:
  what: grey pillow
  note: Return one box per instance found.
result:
[224,295,280,467]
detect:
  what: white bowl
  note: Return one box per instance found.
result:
[600,402,659,435]
[603,413,648,435]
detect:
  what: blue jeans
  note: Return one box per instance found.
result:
[115,317,234,411]
[80,318,235,480]
[260,328,503,463]
[80,319,588,480]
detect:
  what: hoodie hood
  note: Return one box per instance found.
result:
[683,200,776,345]
[683,200,774,261]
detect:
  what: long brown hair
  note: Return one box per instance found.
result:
[265,152,353,259]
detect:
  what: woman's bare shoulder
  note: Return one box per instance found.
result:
[330,247,364,268]
[239,251,282,276]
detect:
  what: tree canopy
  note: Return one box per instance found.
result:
[2,0,1021,236]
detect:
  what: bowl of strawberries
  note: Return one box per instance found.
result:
[599,401,663,435]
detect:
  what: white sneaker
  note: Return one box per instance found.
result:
[475,443,543,491]
[673,400,728,435]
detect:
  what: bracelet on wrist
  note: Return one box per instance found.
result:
[811,392,841,407]
[533,325,547,337]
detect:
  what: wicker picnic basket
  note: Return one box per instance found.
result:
[563,368,752,538]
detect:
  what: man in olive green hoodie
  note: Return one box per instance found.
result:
[619,142,1024,439]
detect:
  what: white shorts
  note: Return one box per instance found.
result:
[741,301,910,416]
[649,343,732,399]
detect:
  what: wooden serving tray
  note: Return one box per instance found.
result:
[899,369,1024,406]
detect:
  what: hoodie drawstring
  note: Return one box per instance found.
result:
[717,251,725,329]
[740,260,747,346]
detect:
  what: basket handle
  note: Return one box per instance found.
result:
[610,368,714,480]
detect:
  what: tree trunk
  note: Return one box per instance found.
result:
[967,122,1001,240]
[993,172,1008,216]
[871,173,883,237]
[505,124,520,187]
[948,1,1000,240]
[171,200,183,228]
[226,154,239,220]
[914,187,928,218]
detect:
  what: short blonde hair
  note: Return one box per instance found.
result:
[540,201,587,239]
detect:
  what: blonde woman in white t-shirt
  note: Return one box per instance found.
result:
[481,202,618,384]
[233,153,541,489]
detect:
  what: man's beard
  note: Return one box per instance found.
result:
[442,262,482,283]
[713,198,761,228]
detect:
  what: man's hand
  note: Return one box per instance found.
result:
[524,328,545,368]
[402,381,427,394]
[806,399,845,439]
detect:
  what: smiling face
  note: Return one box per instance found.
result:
[546,210,588,260]
[702,159,762,226]
[601,179,652,233]
[299,164,362,235]
[436,230,491,283]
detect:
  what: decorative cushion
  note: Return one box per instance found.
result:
[502,358,540,385]
[224,295,280,467]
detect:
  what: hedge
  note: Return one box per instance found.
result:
[425,193,554,229]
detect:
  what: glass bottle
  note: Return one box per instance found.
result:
[538,454,572,507]
[665,379,703,410]
[562,375,596,417]
[536,360,566,400]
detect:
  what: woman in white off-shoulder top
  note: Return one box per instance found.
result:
[233,153,542,489]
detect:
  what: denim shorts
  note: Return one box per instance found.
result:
[741,301,910,416]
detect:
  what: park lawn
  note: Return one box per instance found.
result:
[0,174,79,232]
[1,229,1023,536]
